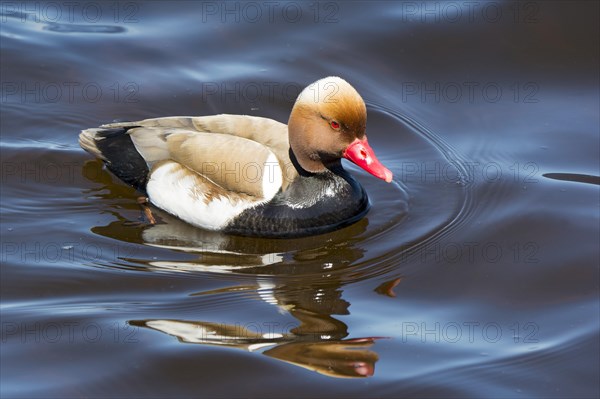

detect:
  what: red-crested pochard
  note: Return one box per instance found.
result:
[79,77,393,237]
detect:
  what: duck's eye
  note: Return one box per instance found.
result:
[330,121,340,130]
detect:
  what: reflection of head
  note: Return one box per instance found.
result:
[264,339,379,378]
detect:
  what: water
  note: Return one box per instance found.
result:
[1,1,599,397]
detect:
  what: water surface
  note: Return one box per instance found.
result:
[1,1,599,398]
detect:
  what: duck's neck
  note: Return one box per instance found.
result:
[288,139,330,174]
[289,148,343,178]
[287,104,334,174]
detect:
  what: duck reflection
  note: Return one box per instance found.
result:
[124,239,382,378]
[91,206,369,274]
[130,319,379,378]
[131,281,380,378]
[84,159,381,378]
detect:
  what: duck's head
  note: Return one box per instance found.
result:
[288,76,393,183]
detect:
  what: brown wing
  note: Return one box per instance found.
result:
[102,114,296,192]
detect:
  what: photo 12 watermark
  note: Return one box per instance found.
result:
[398,161,540,184]
[397,1,541,24]
[0,2,140,23]
[200,81,302,105]
[1,81,140,104]
[1,241,143,265]
[197,1,340,24]
[198,79,346,106]
[407,241,540,265]
[1,321,140,344]
[400,81,540,104]
[400,321,540,344]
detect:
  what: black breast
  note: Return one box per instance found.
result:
[224,166,370,238]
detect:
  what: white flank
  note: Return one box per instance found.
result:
[145,320,221,344]
[146,161,278,231]
[147,162,252,230]
[144,320,279,351]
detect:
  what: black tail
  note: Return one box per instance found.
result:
[79,126,149,191]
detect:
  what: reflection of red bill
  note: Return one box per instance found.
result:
[343,137,393,182]
[344,337,389,343]
[352,361,374,377]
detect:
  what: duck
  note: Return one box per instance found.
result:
[79,76,393,238]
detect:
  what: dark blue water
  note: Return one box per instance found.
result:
[1,1,599,397]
